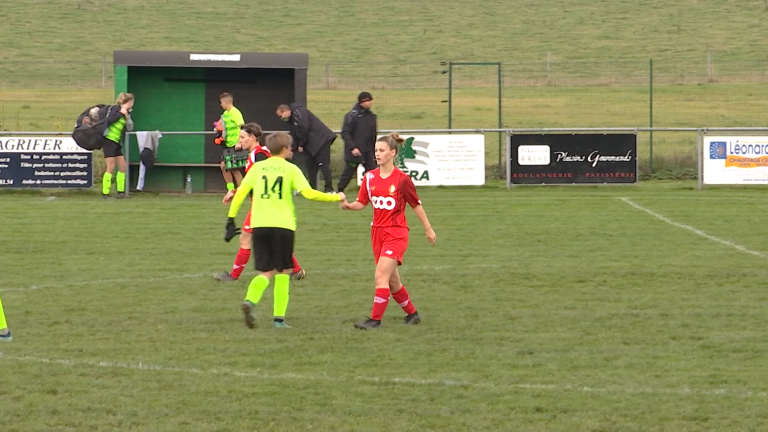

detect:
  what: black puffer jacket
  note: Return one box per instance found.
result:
[287,103,336,156]
[341,103,377,163]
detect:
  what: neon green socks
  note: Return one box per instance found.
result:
[116,171,126,193]
[0,295,7,330]
[273,274,290,319]
[102,172,113,195]
[245,275,270,305]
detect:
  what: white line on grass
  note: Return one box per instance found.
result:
[619,197,767,259]
[1,352,765,399]
[0,264,502,293]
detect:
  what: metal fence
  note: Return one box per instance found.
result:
[1,58,767,177]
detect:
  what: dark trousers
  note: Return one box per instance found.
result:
[305,141,334,192]
[337,151,377,192]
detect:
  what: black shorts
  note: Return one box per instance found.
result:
[252,228,295,272]
[102,138,123,158]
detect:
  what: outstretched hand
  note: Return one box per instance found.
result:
[224,217,241,242]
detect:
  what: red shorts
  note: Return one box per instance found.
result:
[243,211,253,233]
[371,227,409,265]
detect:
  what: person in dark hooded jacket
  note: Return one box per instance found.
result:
[337,92,377,193]
[276,103,336,192]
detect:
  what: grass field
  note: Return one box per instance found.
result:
[2,182,768,430]
[4,1,768,64]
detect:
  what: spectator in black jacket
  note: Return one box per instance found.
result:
[276,103,336,192]
[337,92,377,193]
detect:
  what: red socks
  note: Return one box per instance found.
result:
[230,248,251,280]
[292,254,301,273]
[392,286,416,315]
[371,288,390,320]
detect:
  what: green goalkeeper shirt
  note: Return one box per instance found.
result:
[228,156,341,231]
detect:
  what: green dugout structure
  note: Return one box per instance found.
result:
[113,50,308,192]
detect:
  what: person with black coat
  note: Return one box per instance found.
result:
[337,92,377,193]
[276,103,336,192]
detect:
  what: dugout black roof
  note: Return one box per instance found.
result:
[113,50,308,69]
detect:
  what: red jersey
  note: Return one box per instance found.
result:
[244,146,272,173]
[357,168,421,228]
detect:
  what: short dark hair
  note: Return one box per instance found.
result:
[265,131,292,154]
[276,104,291,113]
[241,123,263,139]
[219,92,233,101]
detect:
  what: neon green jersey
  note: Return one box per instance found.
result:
[221,107,244,147]
[105,117,126,144]
[229,157,308,231]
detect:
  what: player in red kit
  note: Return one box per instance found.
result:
[341,133,437,329]
[215,123,305,282]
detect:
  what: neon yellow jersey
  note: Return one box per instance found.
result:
[105,117,126,143]
[222,107,244,147]
[234,157,311,231]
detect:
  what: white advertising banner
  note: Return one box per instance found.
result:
[357,134,485,186]
[703,136,768,185]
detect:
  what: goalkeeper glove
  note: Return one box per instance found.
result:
[224,217,241,242]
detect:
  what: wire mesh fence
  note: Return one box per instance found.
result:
[1,58,767,178]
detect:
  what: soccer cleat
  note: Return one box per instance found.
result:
[290,268,306,281]
[241,301,256,329]
[116,192,129,199]
[403,312,421,325]
[0,330,12,342]
[102,194,114,200]
[214,271,238,282]
[273,320,292,329]
[354,318,381,330]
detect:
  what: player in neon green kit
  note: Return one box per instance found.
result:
[225,131,345,328]
[0,295,11,341]
[219,92,245,191]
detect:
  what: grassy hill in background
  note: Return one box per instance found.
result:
[2,0,768,63]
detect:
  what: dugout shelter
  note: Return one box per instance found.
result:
[113,50,308,192]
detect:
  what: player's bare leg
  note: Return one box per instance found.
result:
[355,257,399,329]
[232,168,244,187]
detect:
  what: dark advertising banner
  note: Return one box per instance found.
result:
[0,137,92,188]
[509,134,637,184]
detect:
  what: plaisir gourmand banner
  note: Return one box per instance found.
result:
[703,136,768,185]
[509,134,637,184]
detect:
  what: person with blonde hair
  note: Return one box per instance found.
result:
[99,92,134,198]
[341,133,437,329]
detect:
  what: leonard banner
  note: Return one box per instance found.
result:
[509,134,637,185]
[0,137,92,188]
[357,134,485,186]
[703,136,768,185]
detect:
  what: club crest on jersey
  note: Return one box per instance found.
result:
[389,184,396,195]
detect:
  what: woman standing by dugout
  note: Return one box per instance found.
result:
[100,92,134,199]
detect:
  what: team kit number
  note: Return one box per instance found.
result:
[260,175,284,199]
[371,196,396,210]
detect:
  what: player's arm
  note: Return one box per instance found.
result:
[294,108,310,149]
[402,176,436,246]
[228,170,256,217]
[342,175,370,211]
[292,165,342,203]
[234,109,245,127]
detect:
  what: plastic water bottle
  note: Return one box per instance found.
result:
[185,175,192,195]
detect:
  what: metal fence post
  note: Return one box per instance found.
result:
[447,62,453,129]
[697,128,703,190]
[498,62,503,179]
[649,58,654,176]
